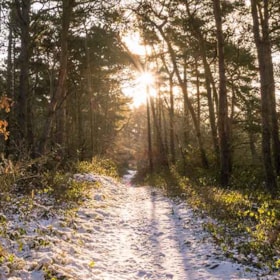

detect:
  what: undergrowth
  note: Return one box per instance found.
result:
[75,157,119,178]
[0,154,120,277]
[143,165,280,273]
[0,154,119,205]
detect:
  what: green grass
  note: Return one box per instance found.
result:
[143,166,280,272]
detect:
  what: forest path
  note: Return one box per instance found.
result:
[0,172,274,279]
[68,172,262,280]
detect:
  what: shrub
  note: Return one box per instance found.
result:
[75,157,119,178]
[41,171,89,203]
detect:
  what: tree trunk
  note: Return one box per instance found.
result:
[140,14,209,169]
[250,0,278,192]
[169,74,176,164]
[150,96,167,168]
[39,0,74,155]
[160,55,176,164]
[185,3,219,164]
[5,9,15,157]
[158,27,209,168]
[15,0,34,152]
[195,58,201,130]
[84,32,95,157]
[183,57,190,151]
[213,0,231,186]
[248,130,258,164]
[146,86,154,173]
[203,56,220,163]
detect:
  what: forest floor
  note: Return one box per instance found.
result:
[0,171,279,279]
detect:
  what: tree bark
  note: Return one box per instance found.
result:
[15,0,34,152]
[213,0,231,186]
[146,86,154,173]
[195,58,201,130]
[39,0,74,155]
[155,24,209,169]
[150,96,168,168]
[250,0,278,192]
[203,55,220,163]
[160,55,176,164]
[169,73,176,164]
[185,3,219,164]
[5,9,15,157]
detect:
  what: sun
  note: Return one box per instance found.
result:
[121,32,156,107]
[137,71,155,87]
[122,71,156,108]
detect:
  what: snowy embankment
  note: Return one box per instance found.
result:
[0,171,278,279]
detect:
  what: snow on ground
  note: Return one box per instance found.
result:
[0,170,278,279]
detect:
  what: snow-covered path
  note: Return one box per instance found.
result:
[68,173,268,280]
[0,172,276,279]
[88,185,229,280]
